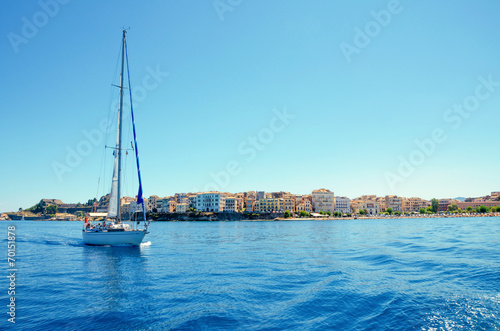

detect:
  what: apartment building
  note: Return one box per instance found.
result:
[196,192,226,212]
[404,197,430,212]
[334,196,351,214]
[352,201,382,215]
[224,197,238,212]
[385,195,404,212]
[256,198,284,213]
[312,189,336,213]
[176,203,189,213]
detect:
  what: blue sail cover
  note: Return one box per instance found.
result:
[125,40,146,221]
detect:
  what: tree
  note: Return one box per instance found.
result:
[386,208,393,215]
[419,208,426,214]
[28,199,46,214]
[326,211,332,216]
[299,210,309,218]
[426,206,433,212]
[431,199,439,213]
[394,211,401,215]
[466,206,472,213]
[86,198,97,206]
[358,209,365,215]
[46,205,57,215]
[284,210,291,218]
[447,203,458,212]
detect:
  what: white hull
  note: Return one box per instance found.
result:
[82,230,147,246]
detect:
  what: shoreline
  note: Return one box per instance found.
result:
[275,212,500,222]
[2,213,499,222]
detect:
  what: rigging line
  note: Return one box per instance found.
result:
[104,44,123,149]
[125,37,147,223]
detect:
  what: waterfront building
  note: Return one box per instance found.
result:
[334,196,351,214]
[120,196,135,206]
[312,189,336,213]
[403,197,430,212]
[162,200,177,213]
[156,199,164,211]
[296,195,312,213]
[176,203,189,213]
[196,192,226,212]
[256,198,284,213]
[438,199,457,212]
[174,193,187,203]
[224,197,238,212]
[375,197,387,209]
[245,191,257,201]
[457,200,500,210]
[283,194,296,212]
[358,195,377,202]
[303,196,312,212]
[245,199,256,212]
[385,195,404,213]
[147,195,160,212]
[257,191,265,200]
[187,194,197,209]
[352,201,382,215]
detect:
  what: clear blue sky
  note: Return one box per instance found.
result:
[1,0,499,212]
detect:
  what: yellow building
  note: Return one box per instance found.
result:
[352,200,382,215]
[283,194,296,212]
[256,198,284,213]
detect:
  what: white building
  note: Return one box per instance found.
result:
[224,197,237,212]
[312,188,336,213]
[196,192,226,212]
[334,196,351,214]
[176,203,189,213]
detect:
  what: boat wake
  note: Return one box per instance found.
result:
[140,241,152,247]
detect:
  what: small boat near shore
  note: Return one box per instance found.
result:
[82,30,150,246]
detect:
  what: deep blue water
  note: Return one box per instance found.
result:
[1,217,499,330]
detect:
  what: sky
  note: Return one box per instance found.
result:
[1,0,499,212]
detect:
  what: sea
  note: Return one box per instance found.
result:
[1,217,499,330]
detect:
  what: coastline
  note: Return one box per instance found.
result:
[2,212,499,222]
[275,212,500,222]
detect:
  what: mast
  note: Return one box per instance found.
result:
[116,29,126,222]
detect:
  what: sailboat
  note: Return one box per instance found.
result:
[82,30,150,246]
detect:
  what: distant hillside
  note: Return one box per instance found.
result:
[454,197,466,202]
